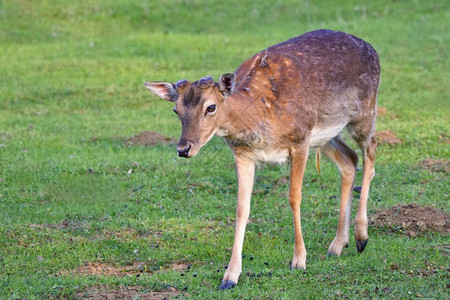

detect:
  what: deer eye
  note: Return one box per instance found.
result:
[205,104,216,114]
[173,108,178,115]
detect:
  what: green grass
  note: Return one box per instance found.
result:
[0,0,449,298]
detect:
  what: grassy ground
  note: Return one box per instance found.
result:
[0,0,449,298]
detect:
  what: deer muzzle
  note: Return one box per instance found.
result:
[177,138,193,158]
[177,145,191,158]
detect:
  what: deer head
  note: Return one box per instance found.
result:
[144,73,236,158]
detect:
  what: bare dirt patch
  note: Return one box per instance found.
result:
[124,131,177,146]
[371,204,450,236]
[418,158,449,173]
[54,260,191,278]
[377,106,388,116]
[375,130,402,145]
[74,285,180,300]
[90,131,177,147]
[169,261,190,272]
[376,106,399,119]
[55,262,144,277]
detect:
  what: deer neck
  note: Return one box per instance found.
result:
[216,92,265,146]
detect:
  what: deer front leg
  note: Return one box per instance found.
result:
[219,155,255,290]
[289,145,309,270]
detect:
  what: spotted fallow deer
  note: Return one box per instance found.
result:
[144,29,380,289]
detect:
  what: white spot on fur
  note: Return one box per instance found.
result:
[216,128,229,137]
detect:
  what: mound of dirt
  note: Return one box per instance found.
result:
[74,285,179,300]
[371,204,450,236]
[419,158,449,173]
[124,131,177,146]
[375,130,402,145]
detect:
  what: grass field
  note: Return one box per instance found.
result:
[0,0,449,298]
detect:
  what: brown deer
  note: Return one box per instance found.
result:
[144,29,380,289]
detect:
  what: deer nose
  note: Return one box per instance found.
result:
[177,145,191,158]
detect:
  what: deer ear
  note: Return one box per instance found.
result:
[218,73,236,98]
[144,81,178,102]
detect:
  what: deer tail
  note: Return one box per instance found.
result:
[315,148,321,176]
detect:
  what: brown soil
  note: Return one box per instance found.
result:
[74,285,180,300]
[170,261,190,272]
[53,261,191,277]
[375,130,402,145]
[55,262,143,277]
[90,131,177,147]
[419,158,449,173]
[124,131,177,146]
[371,204,450,236]
[377,106,388,116]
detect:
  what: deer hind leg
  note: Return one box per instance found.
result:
[288,145,309,269]
[348,117,377,253]
[321,136,359,256]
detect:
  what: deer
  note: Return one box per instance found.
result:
[144,29,380,289]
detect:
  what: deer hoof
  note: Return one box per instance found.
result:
[290,262,306,271]
[219,280,237,290]
[356,238,369,253]
[326,251,338,256]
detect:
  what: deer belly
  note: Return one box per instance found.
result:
[252,148,290,163]
[310,123,346,147]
